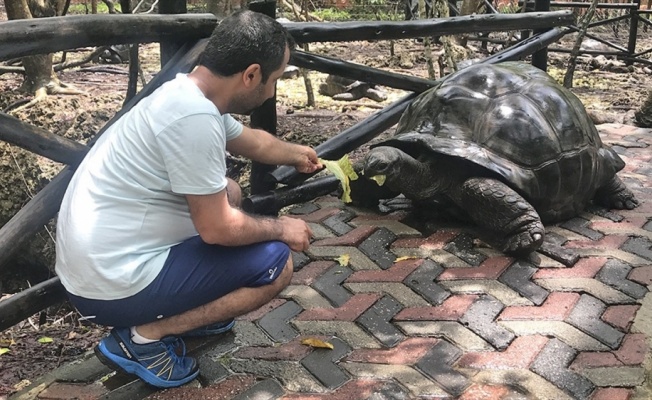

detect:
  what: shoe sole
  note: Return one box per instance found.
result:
[94,342,199,388]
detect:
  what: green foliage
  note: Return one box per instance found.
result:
[313,7,353,21]
[67,2,122,15]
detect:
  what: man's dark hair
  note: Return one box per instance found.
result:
[199,10,295,83]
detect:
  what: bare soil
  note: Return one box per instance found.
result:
[1,14,651,397]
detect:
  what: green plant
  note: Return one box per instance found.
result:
[66,2,121,15]
[313,7,352,21]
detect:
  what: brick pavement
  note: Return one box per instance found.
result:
[10,123,652,400]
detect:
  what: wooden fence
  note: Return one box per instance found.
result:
[0,4,577,331]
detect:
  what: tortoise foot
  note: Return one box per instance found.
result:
[595,176,640,210]
[501,221,545,255]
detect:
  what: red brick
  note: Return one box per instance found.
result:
[152,375,257,400]
[533,257,607,279]
[591,387,633,400]
[294,293,381,321]
[391,230,459,249]
[346,258,423,283]
[565,235,629,250]
[571,351,622,369]
[294,207,340,223]
[438,256,512,280]
[312,226,377,247]
[498,292,580,321]
[291,261,336,285]
[346,337,439,364]
[456,335,548,369]
[238,298,287,321]
[602,305,640,331]
[394,294,478,321]
[457,384,517,400]
[37,383,107,399]
[591,217,647,231]
[615,334,648,365]
[629,266,652,286]
[350,211,410,222]
[234,338,313,361]
[283,379,387,400]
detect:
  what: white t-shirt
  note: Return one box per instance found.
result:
[55,74,243,300]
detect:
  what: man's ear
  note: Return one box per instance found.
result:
[242,64,262,88]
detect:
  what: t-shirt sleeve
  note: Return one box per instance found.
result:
[155,113,229,195]
[223,114,244,141]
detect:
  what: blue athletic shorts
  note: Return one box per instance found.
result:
[66,236,290,327]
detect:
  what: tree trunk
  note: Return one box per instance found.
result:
[5,0,69,95]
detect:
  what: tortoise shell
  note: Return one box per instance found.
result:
[377,62,625,221]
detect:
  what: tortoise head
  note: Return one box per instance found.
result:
[363,146,429,195]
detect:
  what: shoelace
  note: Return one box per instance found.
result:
[162,337,187,365]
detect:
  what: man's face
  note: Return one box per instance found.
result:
[230,46,290,115]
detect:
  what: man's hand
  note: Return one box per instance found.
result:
[278,216,313,252]
[294,145,322,174]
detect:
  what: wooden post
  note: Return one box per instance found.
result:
[532,0,551,71]
[626,0,641,65]
[248,0,279,199]
[159,0,188,67]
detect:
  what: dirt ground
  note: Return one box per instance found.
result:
[1,12,652,397]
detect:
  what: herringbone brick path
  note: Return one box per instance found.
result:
[11,124,652,400]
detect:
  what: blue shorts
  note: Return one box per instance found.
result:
[67,236,290,327]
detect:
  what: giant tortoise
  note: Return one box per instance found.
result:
[360,61,638,255]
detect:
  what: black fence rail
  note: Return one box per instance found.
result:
[0,3,576,331]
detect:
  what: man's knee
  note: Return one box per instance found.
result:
[272,253,294,290]
[226,178,242,207]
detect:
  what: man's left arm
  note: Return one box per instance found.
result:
[226,126,322,174]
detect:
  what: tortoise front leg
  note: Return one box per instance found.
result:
[457,177,545,255]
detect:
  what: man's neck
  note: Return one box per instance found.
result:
[187,66,236,114]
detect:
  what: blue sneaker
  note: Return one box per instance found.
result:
[94,327,199,388]
[182,319,235,338]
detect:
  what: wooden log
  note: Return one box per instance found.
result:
[283,11,574,43]
[291,50,436,93]
[159,0,188,67]
[0,11,575,62]
[0,277,66,331]
[0,39,208,271]
[0,112,88,166]
[242,175,340,214]
[0,14,216,61]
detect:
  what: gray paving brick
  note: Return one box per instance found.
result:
[323,209,355,235]
[300,337,351,389]
[365,380,411,400]
[537,232,580,267]
[444,232,486,266]
[258,301,302,343]
[459,295,515,350]
[560,217,604,240]
[644,219,652,232]
[621,236,652,261]
[585,205,625,222]
[313,265,353,307]
[404,259,450,305]
[290,202,320,215]
[415,340,469,396]
[356,295,405,347]
[597,259,648,299]
[530,338,595,400]
[198,353,231,386]
[566,294,624,350]
[292,251,311,272]
[358,227,398,270]
[231,378,285,400]
[499,260,549,306]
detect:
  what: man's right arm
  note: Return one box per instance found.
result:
[186,190,312,252]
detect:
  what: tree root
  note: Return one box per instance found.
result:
[5,81,87,114]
